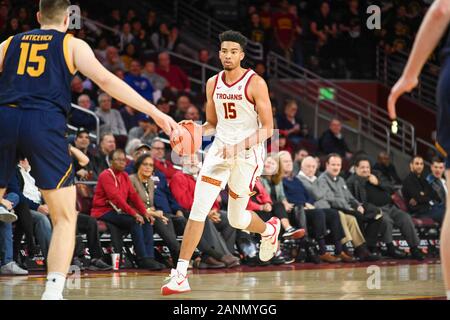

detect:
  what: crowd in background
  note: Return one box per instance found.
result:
[0,0,445,275]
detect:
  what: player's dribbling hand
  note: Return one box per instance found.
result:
[387,75,418,131]
[154,112,181,137]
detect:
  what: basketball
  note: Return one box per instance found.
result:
[170,122,202,156]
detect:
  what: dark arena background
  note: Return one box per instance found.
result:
[0,0,449,309]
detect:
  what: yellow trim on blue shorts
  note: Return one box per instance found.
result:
[56,163,73,189]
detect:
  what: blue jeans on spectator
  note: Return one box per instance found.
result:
[99,211,155,259]
[0,193,19,266]
[30,210,52,258]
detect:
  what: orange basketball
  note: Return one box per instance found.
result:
[170,122,202,156]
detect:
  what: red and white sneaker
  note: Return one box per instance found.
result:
[259,217,281,262]
[161,269,191,296]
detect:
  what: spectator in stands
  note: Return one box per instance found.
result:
[120,105,141,132]
[92,134,116,179]
[173,94,192,122]
[155,97,172,116]
[73,128,95,181]
[96,93,128,148]
[280,151,350,263]
[94,37,109,65]
[316,154,381,261]
[427,157,447,205]
[130,154,186,265]
[120,43,137,71]
[402,156,445,224]
[277,100,304,146]
[124,60,154,102]
[373,151,402,186]
[246,13,268,52]
[142,61,168,98]
[104,46,125,72]
[185,106,201,122]
[151,138,179,182]
[272,0,301,63]
[298,156,362,262]
[156,51,191,96]
[145,9,158,35]
[254,62,268,80]
[260,155,305,239]
[0,192,28,275]
[293,148,309,176]
[259,1,273,31]
[119,22,134,53]
[69,94,98,133]
[71,75,96,104]
[128,114,159,146]
[383,5,412,55]
[310,1,339,73]
[319,118,352,158]
[12,158,52,260]
[91,149,165,270]
[170,156,240,268]
[347,158,425,260]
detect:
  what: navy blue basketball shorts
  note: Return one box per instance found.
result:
[0,106,74,190]
[436,57,450,169]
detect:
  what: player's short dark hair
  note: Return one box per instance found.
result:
[39,0,71,24]
[325,153,342,164]
[219,30,248,51]
[431,156,445,165]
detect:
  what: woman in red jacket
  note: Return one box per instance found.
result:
[91,149,165,270]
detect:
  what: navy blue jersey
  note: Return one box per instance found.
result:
[0,28,75,115]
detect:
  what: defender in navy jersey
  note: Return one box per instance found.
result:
[0,0,179,300]
[387,0,450,300]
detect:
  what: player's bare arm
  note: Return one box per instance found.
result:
[69,37,180,135]
[216,75,273,159]
[0,38,9,73]
[388,0,450,120]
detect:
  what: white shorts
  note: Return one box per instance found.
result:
[189,138,265,221]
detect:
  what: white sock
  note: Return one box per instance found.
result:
[42,272,66,299]
[447,290,450,300]
[261,222,275,237]
[176,259,189,276]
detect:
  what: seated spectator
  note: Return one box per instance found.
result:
[128,114,159,146]
[120,43,137,71]
[92,133,116,178]
[96,93,128,148]
[347,158,425,260]
[293,148,309,176]
[245,13,268,52]
[373,151,402,186]
[316,154,381,261]
[71,75,96,104]
[69,94,99,133]
[151,138,179,183]
[276,100,304,146]
[103,46,126,72]
[72,129,95,181]
[260,155,304,239]
[151,22,175,52]
[119,22,134,53]
[155,97,172,117]
[124,60,154,103]
[173,94,192,122]
[125,143,151,175]
[298,156,363,262]
[13,158,53,260]
[130,154,186,265]
[279,151,349,263]
[427,156,447,205]
[91,149,165,270]
[318,118,352,158]
[0,192,28,275]
[170,156,240,269]
[402,156,445,224]
[120,105,141,132]
[272,0,301,63]
[185,106,201,122]
[94,37,109,65]
[156,51,191,96]
[142,61,168,99]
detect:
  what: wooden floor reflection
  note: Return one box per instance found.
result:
[0,260,445,300]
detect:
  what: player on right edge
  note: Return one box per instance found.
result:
[161,30,287,295]
[387,0,450,300]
